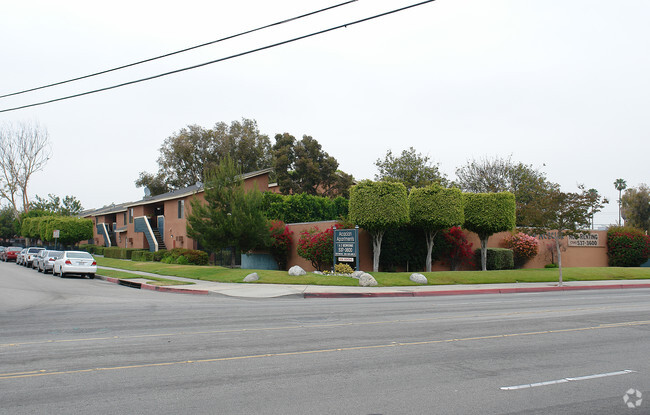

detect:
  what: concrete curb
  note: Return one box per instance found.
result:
[303,283,650,298]
[96,275,210,296]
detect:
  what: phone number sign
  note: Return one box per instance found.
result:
[334,229,357,257]
[568,233,600,247]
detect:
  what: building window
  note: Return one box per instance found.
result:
[123,212,127,225]
[129,208,134,224]
[178,200,185,219]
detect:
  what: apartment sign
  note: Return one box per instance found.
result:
[333,227,360,270]
[568,233,600,247]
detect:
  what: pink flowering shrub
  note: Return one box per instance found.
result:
[297,226,334,271]
[503,232,539,268]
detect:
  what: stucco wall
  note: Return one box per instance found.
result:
[284,223,609,272]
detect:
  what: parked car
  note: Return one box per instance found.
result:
[2,246,22,262]
[53,251,97,279]
[16,248,28,265]
[35,250,62,274]
[23,247,46,268]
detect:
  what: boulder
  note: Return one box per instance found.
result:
[409,273,428,284]
[358,273,378,287]
[351,271,364,279]
[288,265,306,276]
[243,273,259,282]
[313,270,324,275]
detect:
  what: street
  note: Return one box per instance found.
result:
[1,261,649,414]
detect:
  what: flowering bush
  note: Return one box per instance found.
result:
[503,232,539,268]
[297,226,334,271]
[334,263,354,274]
[607,226,650,267]
[269,220,293,270]
[441,226,474,271]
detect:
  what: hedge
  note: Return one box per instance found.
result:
[103,247,141,260]
[607,226,650,267]
[131,250,155,262]
[261,192,349,223]
[473,248,514,270]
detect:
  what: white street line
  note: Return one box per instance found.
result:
[501,370,636,390]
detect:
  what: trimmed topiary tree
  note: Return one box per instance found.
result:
[409,185,464,272]
[349,180,410,272]
[463,192,516,271]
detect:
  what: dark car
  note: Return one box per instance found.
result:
[3,246,23,262]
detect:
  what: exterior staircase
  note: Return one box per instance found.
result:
[152,228,166,250]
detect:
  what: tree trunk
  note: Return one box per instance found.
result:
[230,246,236,268]
[372,230,384,272]
[480,237,488,271]
[555,236,563,286]
[425,231,438,272]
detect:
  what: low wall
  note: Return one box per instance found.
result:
[284,222,609,272]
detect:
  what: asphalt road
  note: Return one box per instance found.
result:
[1,261,649,414]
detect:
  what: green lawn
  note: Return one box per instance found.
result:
[95,257,650,287]
[97,268,195,286]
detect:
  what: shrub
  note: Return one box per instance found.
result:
[103,247,141,259]
[545,263,559,268]
[503,232,539,268]
[297,226,334,271]
[175,255,189,265]
[440,226,474,271]
[378,225,429,272]
[607,226,650,267]
[157,248,208,265]
[473,248,514,270]
[269,221,293,270]
[334,263,354,274]
[132,250,155,262]
[153,250,167,262]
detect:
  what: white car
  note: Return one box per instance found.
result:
[53,251,97,279]
[24,247,45,267]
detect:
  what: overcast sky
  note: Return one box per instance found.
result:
[1,0,648,226]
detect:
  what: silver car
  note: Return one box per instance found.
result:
[16,248,27,265]
[24,247,45,268]
[36,250,62,274]
[53,251,97,279]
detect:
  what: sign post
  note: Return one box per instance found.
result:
[53,229,60,249]
[333,226,360,271]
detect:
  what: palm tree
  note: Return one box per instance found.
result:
[614,178,627,226]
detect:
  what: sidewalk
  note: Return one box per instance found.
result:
[96,266,650,299]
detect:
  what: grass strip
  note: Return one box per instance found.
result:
[94,257,650,287]
[97,268,195,286]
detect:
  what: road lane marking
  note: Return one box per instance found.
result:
[1,320,649,381]
[501,370,636,390]
[1,305,644,348]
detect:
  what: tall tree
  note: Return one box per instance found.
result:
[614,178,627,226]
[409,185,464,272]
[31,194,83,216]
[349,180,410,272]
[463,192,516,271]
[524,186,594,285]
[0,121,51,216]
[0,206,18,241]
[272,133,352,197]
[455,155,552,226]
[186,156,269,267]
[375,147,447,190]
[622,184,650,232]
[585,188,608,229]
[137,118,271,194]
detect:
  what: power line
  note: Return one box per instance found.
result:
[0,0,358,100]
[0,0,436,114]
